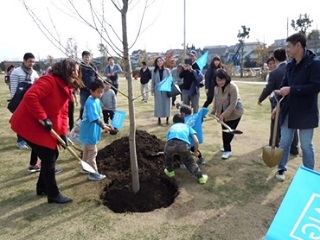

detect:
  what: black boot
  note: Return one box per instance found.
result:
[166,117,169,125]
[158,118,161,126]
[48,193,73,204]
[36,188,47,196]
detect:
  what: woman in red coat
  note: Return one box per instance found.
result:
[10,59,83,204]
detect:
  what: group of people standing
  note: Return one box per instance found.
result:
[7,50,121,204]
[258,32,320,182]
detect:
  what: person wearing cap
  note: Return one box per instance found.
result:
[179,50,202,113]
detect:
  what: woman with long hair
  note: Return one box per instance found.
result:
[10,59,84,204]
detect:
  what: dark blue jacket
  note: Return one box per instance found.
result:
[80,62,97,92]
[204,64,218,98]
[280,49,320,129]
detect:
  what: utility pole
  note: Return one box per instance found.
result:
[183,0,186,61]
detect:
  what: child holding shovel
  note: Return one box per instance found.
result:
[79,79,112,181]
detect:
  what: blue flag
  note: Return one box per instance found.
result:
[111,110,126,129]
[196,51,208,71]
[184,108,209,144]
[266,166,320,240]
[158,75,172,92]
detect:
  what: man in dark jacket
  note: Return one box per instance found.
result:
[139,61,152,103]
[258,48,299,154]
[79,50,98,119]
[179,50,201,113]
[273,33,320,181]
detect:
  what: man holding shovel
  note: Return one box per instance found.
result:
[257,48,299,155]
[273,32,320,181]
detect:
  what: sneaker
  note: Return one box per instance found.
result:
[220,147,224,152]
[275,170,286,181]
[88,173,106,181]
[164,168,175,177]
[180,164,187,169]
[55,167,63,174]
[80,168,89,174]
[28,163,41,173]
[222,151,232,160]
[197,157,206,165]
[198,174,208,184]
[17,141,28,150]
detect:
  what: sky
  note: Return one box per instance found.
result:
[1,0,320,62]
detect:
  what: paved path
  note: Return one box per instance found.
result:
[233,80,266,85]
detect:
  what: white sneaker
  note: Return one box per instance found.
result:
[222,151,232,160]
[17,141,28,150]
[88,173,106,181]
[220,147,224,152]
[275,170,286,181]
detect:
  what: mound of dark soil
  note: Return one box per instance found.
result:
[97,130,179,213]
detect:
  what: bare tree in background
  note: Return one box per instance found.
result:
[237,25,250,78]
[22,0,157,193]
[65,37,78,59]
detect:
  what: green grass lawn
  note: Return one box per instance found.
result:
[0,74,319,240]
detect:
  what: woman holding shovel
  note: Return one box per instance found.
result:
[10,59,84,204]
[210,69,243,159]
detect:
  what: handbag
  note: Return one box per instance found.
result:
[167,83,181,97]
[7,81,32,113]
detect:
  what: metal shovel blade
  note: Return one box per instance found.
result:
[262,146,283,168]
[209,114,243,135]
[222,129,243,134]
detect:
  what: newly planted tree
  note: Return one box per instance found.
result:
[22,0,157,193]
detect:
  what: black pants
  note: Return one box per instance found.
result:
[30,149,38,166]
[17,134,25,143]
[25,140,60,198]
[112,83,119,96]
[222,117,241,152]
[68,100,75,131]
[202,96,213,108]
[102,110,115,125]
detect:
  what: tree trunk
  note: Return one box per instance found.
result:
[121,1,140,193]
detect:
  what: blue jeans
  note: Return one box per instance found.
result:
[278,114,315,171]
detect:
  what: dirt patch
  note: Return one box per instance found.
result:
[97,130,180,213]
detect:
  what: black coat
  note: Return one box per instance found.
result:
[139,67,152,84]
[258,62,286,108]
[204,64,218,98]
[280,50,320,129]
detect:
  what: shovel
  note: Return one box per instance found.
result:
[39,121,97,174]
[209,114,243,134]
[262,95,284,168]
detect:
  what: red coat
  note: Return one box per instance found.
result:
[10,74,73,150]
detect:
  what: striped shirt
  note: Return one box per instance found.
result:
[10,67,39,98]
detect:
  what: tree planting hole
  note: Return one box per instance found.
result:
[97,130,180,213]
